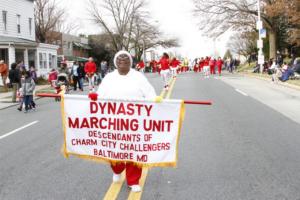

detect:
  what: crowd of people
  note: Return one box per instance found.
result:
[4,61,37,112]
[135,55,239,90]
[253,55,300,83]
[48,57,110,94]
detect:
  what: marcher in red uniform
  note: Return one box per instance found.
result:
[157,53,170,90]
[136,61,145,72]
[203,57,210,78]
[216,57,224,76]
[170,57,180,78]
[199,57,204,72]
[84,57,97,92]
[193,58,199,73]
[209,58,216,75]
[150,60,157,73]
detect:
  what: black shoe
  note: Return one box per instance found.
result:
[17,107,22,111]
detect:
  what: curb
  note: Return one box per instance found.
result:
[240,72,300,91]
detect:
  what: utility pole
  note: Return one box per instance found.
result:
[257,0,264,73]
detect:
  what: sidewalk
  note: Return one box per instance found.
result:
[0,85,52,110]
[240,72,300,91]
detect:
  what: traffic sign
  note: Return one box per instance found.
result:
[258,55,265,64]
[260,29,266,38]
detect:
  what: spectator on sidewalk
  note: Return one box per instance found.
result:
[0,60,9,91]
[292,58,300,74]
[84,57,97,92]
[30,66,37,83]
[71,61,80,91]
[8,63,20,102]
[100,60,108,78]
[48,69,58,87]
[17,78,24,112]
[78,62,85,91]
[279,63,294,82]
[22,70,36,113]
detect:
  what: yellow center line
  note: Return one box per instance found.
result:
[103,172,126,200]
[165,77,177,99]
[159,77,174,97]
[103,76,177,200]
[126,77,177,200]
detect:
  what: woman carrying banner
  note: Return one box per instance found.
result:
[93,50,157,192]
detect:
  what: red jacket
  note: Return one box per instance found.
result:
[209,59,216,67]
[170,59,180,68]
[203,59,209,66]
[199,60,204,68]
[158,58,170,70]
[137,61,145,68]
[216,59,223,67]
[84,61,97,74]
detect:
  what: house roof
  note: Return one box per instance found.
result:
[73,42,92,50]
[0,36,37,47]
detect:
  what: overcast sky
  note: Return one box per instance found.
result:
[59,0,231,58]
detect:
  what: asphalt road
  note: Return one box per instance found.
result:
[1,72,300,200]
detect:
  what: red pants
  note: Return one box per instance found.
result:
[218,66,222,75]
[194,66,198,72]
[111,162,142,186]
[210,66,215,74]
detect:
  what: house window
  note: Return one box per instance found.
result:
[49,53,52,68]
[2,11,7,31]
[29,18,32,35]
[39,53,47,69]
[17,15,21,33]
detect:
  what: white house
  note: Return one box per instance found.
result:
[0,0,58,77]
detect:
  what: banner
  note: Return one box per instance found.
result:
[61,95,185,167]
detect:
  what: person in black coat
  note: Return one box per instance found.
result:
[77,62,85,91]
[8,63,21,102]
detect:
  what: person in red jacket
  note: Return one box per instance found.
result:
[209,58,216,75]
[157,53,170,90]
[84,57,97,92]
[170,57,180,78]
[203,57,210,78]
[216,57,224,76]
[136,60,145,72]
[198,57,204,72]
[150,60,157,73]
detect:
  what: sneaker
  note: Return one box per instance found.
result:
[24,110,28,113]
[113,173,121,183]
[130,185,141,193]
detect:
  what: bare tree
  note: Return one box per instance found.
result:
[88,0,145,52]
[35,0,79,43]
[131,16,179,60]
[88,0,179,57]
[193,0,294,59]
[227,31,258,58]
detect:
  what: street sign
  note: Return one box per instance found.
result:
[258,55,265,64]
[257,39,263,48]
[256,20,263,30]
[260,29,267,38]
